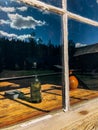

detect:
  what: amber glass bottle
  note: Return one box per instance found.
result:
[30,75,42,103]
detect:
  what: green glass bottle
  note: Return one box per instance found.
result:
[30,75,42,103]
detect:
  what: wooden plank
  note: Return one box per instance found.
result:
[8,98,98,130]
[0,83,62,129]
[70,89,98,100]
[19,0,65,15]
[0,82,98,129]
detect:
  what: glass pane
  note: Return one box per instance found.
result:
[38,0,62,8]
[68,19,98,94]
[0,0,64,128]
[0,0,63,78]
[67,0,98,21]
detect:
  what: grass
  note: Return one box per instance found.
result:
[0,69,55,78]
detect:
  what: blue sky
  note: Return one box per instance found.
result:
[68,19,98,48]
[39,0,62,8]
[1,0,98,48]
[67,0,98,21]
[0,0,62,46]
[68,0,98,48]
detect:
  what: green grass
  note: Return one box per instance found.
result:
[0,69,56,78]
[18,69,55,76]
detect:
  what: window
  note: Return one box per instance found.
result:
[68,19,98,90]
[38,0,62,8]
[67,0,98,21]
[1,0,98,128]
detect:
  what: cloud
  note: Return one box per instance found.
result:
[0,30,17,39]
[0,19,10,25]
[96,0,98,4]
[8,13,46,30]
[0,5,27,13]
[0,30,33,41]
[39,8,50,14]
[17,6,28,11]
[0,6,15,12]
[18,34,32,41]
[9,0,21,4]
[75,43,87,48]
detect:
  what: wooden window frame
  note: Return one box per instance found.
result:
[18,0,98,112]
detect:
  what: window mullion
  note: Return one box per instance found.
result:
[67,11,98,26]
[19,0,65,15]
[62,0,70,111]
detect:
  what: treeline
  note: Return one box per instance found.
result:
[0,37,62,72]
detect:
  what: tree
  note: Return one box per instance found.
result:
[68,40,75,69]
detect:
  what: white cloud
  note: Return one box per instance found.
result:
[0,6,15,12]
[0,30,33,41]
[18,34,32,41]
[0,30,17,39]
[17,6,28,11]
[39,8,50,14]
[75,43,87,48]
[8,13,46,30]
[96,0,98,4]
[0,19,10,25]
[10,0,21,3]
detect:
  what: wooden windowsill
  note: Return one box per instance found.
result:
[3,97,98,130]
[1,82,98,129]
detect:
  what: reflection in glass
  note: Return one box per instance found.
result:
[0,0,64,126]
[38,0,62,8]
[0,0,63,80]
[67,0,98,21]
[68,19,98,90]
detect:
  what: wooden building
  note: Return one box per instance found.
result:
[74,43,98,72]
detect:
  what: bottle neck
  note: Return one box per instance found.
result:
[35,75,39,82]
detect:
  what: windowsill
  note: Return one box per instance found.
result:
[3,97,98,130]
[1,81,98,129]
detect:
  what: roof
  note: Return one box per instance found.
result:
[74,43,98,56]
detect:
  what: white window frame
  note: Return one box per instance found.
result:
[19,0,98,112]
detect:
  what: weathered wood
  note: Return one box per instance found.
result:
[7,98,98,130]
[19,0,65,15]
[0,81,98,129]
[68,11,98,27]
[0,83,62,129]
[61,99,98,130]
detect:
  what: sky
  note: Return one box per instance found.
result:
[68,0,98,48]
[68,19,98,48]
[39,0,62,8]
[67,0,98,21]
[0,0,62,46]
[1,0,98,48]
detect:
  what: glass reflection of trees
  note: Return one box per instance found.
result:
[0,35,62,72]
[0,0,62,79]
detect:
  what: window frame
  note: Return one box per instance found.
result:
[18,0,98,111]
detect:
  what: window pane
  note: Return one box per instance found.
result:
[68,18,98,91]
[67,0,98,21]
[0,0,64,128]
[38,0,62,8]
[0,0,63,78]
